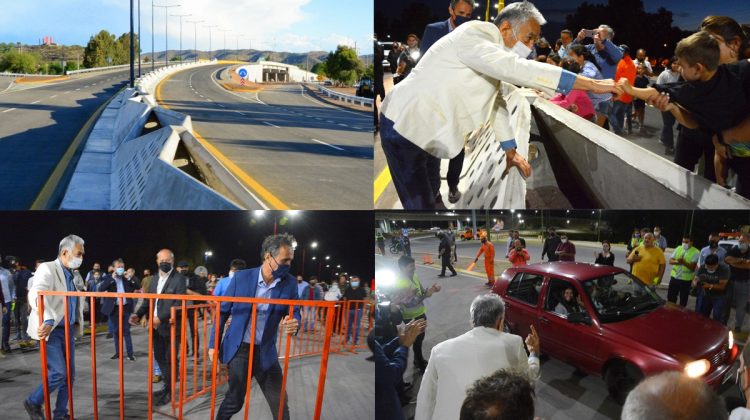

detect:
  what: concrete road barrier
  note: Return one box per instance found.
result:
[316,85,373,107]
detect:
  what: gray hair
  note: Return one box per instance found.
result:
[493,1,546,28]
[598,24,615,39]
[470,294,506,328]
[260,233,297,260]
[157,249,175,260]
[450,0,475,9]
[58,235,84,255]
[622,371,726,420]
[194,265,208,276]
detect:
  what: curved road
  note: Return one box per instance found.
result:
[0,69,134,209]
[156,64,372,209]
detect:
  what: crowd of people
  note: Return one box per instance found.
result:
[0,233,373,420]
[377,0,750,208]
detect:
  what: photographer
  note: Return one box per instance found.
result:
[692,254,730,322]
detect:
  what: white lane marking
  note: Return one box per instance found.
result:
[338,123,348,127]
[312,138,344,151]
[198,94,205,98]
[208,67,268,105]
[314,117,323,120]
[50,95,58,98]
[1,108,16,113]
[64,91,71,94]
[217,103,225,108]
[263,121,280,128]
[30,100,40,104]
[326,120,335,124]
[75,88,80,91]
[234,110,245,115]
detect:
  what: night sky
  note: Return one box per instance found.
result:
[0,211,374,282]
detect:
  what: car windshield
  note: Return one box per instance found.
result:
[581,272,664,323]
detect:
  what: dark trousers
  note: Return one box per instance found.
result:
[111,306,133,357]
[660,111,676,148]
[674,127,716,182]
[28,327,75,418]
[446,149,465,192]
[216,344,289,420]
[14,299,29,339]
[154,327,179,394]
[440,254,456,276]
[187,308,199,354]
[380,115,440,209]
[696,291,727,323]
[402,313,427,367]
[728,158,750,199]
[667,278,692,307]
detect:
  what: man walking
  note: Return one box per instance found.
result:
[25,235,86,420]
[209,234,301,420]
[100,258,140,361]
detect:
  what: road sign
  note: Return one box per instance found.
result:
[238,68,247,78]
[240,78,245,86]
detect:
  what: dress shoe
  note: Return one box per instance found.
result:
[110,354,119,360]
[448,189,461,204]
[24,399,44,420]
[155,392,172,406]
[127,355,136,361]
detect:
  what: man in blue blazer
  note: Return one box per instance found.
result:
[209,234,301,420]
[420,0,475,205]
[100,258,140,360]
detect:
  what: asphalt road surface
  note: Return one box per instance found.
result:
[0,70,135,209]
[157,64,373,209]
[375,252,740,420]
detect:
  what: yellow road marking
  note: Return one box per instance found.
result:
[373,165,392,205]
[154,64,289,210]
[30,87,125,209]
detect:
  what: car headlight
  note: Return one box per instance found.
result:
[684,359,711,378]
[729,330,734,349]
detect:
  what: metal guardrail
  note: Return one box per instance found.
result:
[66,64,132,75]
[135,60,216,95]
[316,84,373,107]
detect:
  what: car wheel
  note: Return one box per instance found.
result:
[604,361,643,404]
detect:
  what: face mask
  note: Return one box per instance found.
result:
[707,268,717,274]
[709,241,718,249]
[159,262,172,273]
[481,239,487,243]
[351,281,360,288]
[682,243,690,250]
[635,234,640,238]
[453,15,471,28]
[270,256,291,279]
[67,255,83,270]
[510,28,533,59]
[562,239,568,244]
[654,231,660,236]
[115,267,125,276]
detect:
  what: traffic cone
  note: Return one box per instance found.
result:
[422,254,434,265]
[467,262,476,272]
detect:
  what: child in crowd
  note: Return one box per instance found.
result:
[549,58,595,121]
[632,64,650,133]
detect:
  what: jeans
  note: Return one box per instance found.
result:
[28,327,75,418]
[667,278,692,307]
[346,308,363,345]
[107,317,114,336]
[112,309,133,356]
[216,344,289,420]
[14,299,29,339]
[660,111,676,148]
[380,114,441,209]
[303,306,316,332]
[610,101,629,135]
[735,280,750,330]
[697,291,727,323]
[153,354,162,376]
[1,303,10,348]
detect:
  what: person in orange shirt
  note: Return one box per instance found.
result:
[611,44,636,136]
[508,239,530,267]
[474,234,495,287]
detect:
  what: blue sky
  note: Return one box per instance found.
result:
[0,0,374,54]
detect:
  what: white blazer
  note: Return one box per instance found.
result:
[415,327,540,420]
[381,21,570,159]
[27,260,85,340]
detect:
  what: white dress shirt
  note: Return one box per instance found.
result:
[415,326,540,420]
[154,270,171,317]
[382,20,575,159]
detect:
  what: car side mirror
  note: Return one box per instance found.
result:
[567,311,593,326]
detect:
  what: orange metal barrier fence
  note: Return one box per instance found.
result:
[34,290,339,420]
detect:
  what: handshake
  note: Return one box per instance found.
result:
[615,78,673,111]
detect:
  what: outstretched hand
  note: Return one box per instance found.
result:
[504,149,531,179]
[591,78,623,96]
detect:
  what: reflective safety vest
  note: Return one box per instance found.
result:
[671,246,700,281]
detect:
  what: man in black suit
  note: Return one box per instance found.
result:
[420,0,475,205]
[130,249,187,406]
[100,258,141,361]
[176,261,208,357]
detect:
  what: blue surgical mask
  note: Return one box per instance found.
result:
[453,15,471,28]
[351,281,360,288]
[115,267,125,276]
[270,256,291,279]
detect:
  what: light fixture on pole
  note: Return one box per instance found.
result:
[234,33,244,61]
[186,19,204,62]
[171,13,191,62]
[204,25,218,60]
[218,28,231,60]
[204,250,213,264]
[154,3,180,66]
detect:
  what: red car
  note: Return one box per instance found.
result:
[492,262,738,403]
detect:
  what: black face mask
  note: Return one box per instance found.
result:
[159,262,173,273]
[709,241,719,249]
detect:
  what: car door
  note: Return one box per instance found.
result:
[503,271,544,339]
[536,277,603,374]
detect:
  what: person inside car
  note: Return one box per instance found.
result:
[555,287,583,316]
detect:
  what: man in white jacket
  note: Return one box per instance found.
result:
[415,293,540,420]
[379,0,622,209]
[24,235,86,420]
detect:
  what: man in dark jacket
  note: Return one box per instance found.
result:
[438,232,457,277]
[100,258,141,360]
[542,227,562,262]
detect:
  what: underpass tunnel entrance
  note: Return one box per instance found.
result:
[263,65,289,82]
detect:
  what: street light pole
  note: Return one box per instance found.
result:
[171,13,191,62]
[137,0,141,77]
[235,33,244,61]
[129,0,135,87]
[219,29,231,60]
[186,19,204,63]
[204,25,218,60]
[154,3,180,67]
